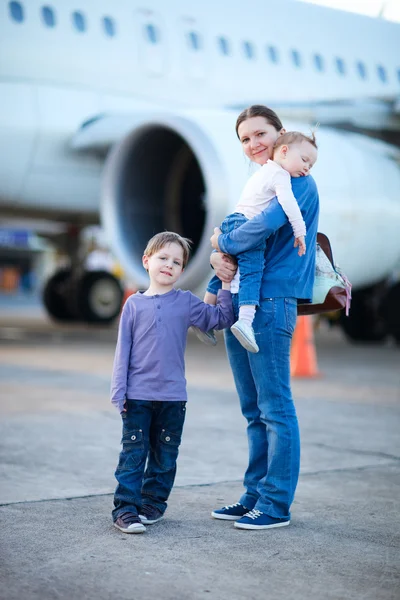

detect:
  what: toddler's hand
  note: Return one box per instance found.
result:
[210,227,222,251]
[294,236,306,256]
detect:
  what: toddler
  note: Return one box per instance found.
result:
[195,131,318,353]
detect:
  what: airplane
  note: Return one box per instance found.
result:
[1,0,400,343]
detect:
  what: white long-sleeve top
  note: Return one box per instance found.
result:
[235,160,306,238]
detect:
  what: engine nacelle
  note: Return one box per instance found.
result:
[100,111,400,291]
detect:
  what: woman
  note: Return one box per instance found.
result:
[210,105,319,530]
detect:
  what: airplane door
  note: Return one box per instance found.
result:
[134,10,166,77]
[179,17,207,80]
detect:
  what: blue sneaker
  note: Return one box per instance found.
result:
[234,509,290,530]
[211,502,249,521]
[191,326,218,346]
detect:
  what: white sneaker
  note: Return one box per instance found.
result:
[231,320,259,353]
[191,326,217,346]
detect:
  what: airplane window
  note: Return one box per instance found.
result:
[335,57,346,75]
[314,54,324,72]
[188,31,201,51]
[356,61,367,79]
[8,1,24,22]
[267,46,279,64]
[218,37,230,56]
[291,49,302,68]
[145,23,159,44]
[377,65,387,83]
[243,41,255,60]
[103,16,116,37]
[72,11,86,33]
[42,6,56,28]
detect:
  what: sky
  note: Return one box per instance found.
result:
[301,0,400,21]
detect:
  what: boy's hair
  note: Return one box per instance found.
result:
[143,232,192,268]
[273,131,318,157]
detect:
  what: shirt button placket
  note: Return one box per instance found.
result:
[157,298,161,323]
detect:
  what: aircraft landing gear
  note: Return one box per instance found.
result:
[43,269,74,321]
[43,269,123,324]
[76,270,124,323]
[380,282,400,345]
[340,281,400,345]
[339,285,388,343]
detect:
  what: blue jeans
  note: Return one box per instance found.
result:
[224,294,299,520]
[112,400,186,521]
[207,213,265,307]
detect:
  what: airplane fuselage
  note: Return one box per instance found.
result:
[1,0,400,295]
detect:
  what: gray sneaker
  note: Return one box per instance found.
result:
[139,505,164,525]
[231,320,259,353]
[191,326,217,346]
[113,512,146,534]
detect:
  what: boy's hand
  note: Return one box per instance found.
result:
[294,236,306,257]
[121,401,127,413]
[210,227,222,250]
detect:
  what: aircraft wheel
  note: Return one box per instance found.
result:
[43,269,75,321]
[340,288,387,343]
[77,271,123,323]
[380,282,400,345]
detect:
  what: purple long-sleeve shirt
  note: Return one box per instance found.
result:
[111,288,234,412]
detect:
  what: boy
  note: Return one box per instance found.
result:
[194,131,318,353]
[111,231,234,533]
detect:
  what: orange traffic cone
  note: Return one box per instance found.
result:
[120,287,136,312]
[290,316,320,378]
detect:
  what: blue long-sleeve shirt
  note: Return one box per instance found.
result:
[111,288,234,412]
[218,175,320,303]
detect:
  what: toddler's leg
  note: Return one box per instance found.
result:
[238,304,256,326]
[230,242,265,354]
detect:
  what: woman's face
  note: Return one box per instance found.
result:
[237,116,284,165]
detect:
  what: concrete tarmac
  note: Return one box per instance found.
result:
[0,304,399,600]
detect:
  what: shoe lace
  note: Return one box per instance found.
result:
[224,502,242,509]
[245,509,263,520]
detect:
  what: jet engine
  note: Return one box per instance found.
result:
[100,112,400,287]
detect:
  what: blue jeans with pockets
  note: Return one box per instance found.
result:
[224,294,300,520]
[207,212,266,307]
[112,400,186,521]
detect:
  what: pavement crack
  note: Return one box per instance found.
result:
[309,442,400,462]
[1,462,399,507]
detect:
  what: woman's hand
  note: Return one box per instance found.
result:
[210,227,222,251]
[210,252,237,283]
